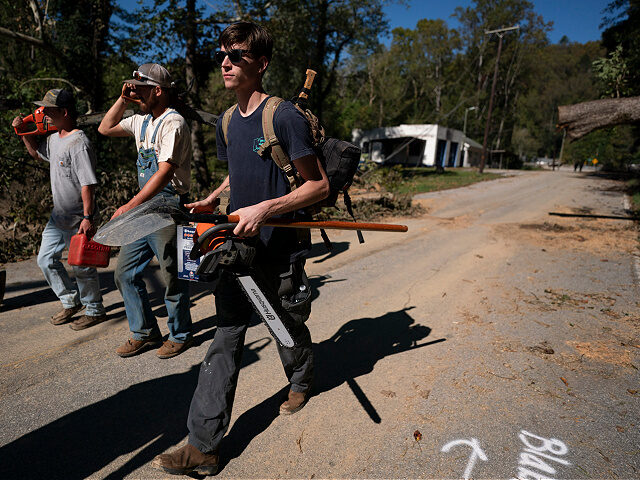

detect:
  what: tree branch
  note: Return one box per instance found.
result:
[0,26,62,56]
[27,0,44,38]
[19,78,92,113]
[558,97,640,140]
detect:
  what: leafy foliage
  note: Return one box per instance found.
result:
[1,0,639,262]
[592,45,631,98]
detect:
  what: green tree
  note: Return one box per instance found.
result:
[601,0,640,95]
[258,0,391,124]
[514,40,604,158]
[453,0,551,158]
[592,44,630,98]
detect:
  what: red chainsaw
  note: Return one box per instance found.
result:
[13,106,58,136]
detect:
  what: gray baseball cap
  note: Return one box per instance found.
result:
[33,89,75,109]
[124,63,175,88]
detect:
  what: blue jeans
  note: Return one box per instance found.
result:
[114,223,191,342]
[37,219,105,316]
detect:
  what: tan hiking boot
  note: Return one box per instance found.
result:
[156,338,193,359]
[115,334,161,358]
[280,390,308,415]
[50,304,84,325]
[69,313,108,331]
[151,444,218,476]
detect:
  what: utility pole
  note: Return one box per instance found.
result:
[556,128,567,171]
[479,25,519,174]
[463,106,477,138]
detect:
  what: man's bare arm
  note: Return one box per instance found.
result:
[78,184,96,237]
[185,175,230,212]
[231,154,329,236]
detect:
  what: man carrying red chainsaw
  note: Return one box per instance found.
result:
[151,21,330,476]
[11,89,106,330]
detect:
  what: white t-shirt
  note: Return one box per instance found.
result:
[119,109,192,194]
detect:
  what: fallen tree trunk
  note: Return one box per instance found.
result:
[77,107,217,127]
[558,96,640,140]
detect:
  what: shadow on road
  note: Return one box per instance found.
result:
[307,240,350,264]
[0,266,219,316]
[0,307,442,479]
[217,307,443,472]
[0,334,271,480]
[0,268,120,312]
[312,307,444,423]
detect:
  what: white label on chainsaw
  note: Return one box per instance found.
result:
[237,275,295,348]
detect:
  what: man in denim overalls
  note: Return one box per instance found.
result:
[99,63,193,359]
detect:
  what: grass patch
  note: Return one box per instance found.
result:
[392,167,503,195]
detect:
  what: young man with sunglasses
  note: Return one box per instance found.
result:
[98,63,193,359]
[11,89,107,330]
[151,22,329,476]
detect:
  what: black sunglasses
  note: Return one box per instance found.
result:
[215,49,250,65]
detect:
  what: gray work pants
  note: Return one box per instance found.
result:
[187,260,313,453]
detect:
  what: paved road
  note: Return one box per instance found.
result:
[0,169,638,479]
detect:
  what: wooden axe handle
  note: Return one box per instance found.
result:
[298,69,317,101]
[222,215,408,232]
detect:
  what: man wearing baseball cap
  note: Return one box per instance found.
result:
[99,63,193,359]
[12,89,107,329]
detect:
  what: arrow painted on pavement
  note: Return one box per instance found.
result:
[441,438,488,479]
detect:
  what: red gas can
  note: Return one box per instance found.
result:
[68,234,111,268]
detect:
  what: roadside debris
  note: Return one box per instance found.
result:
[528,342,555,355]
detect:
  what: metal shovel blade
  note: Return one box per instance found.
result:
[93,196,185,246]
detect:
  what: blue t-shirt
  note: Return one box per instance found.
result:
[216,97,316,262]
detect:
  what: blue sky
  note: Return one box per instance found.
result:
[383,0,612,44]
[118,0,613,45]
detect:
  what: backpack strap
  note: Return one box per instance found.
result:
[221,104,238,145]
[256,96,300,193]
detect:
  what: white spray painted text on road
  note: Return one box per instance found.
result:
[512,430,570,480]
[440,430,570,479]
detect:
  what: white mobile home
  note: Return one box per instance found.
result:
[352,124,483,168]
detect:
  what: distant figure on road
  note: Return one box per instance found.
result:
[98,63,193,359]
[11,89,106,330]
[574,159,585,172]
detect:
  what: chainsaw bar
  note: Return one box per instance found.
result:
[236,274,295,348]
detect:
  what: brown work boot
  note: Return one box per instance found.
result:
[50,304,84,325]
[69,313,108,331]
[280,389,308,415]
[156,338,193,359]
[115,334,161,358]
[151,443,218,476]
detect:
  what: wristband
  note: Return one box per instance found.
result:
[83,214,93,220]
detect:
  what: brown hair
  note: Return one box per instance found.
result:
[219,21,273,62]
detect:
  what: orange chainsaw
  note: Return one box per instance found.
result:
[14,106,58,136]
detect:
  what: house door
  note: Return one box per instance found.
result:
[436,139,447,168]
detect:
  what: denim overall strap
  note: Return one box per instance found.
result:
[136,110,180,198]
[151,110,181,144]
[139,114,152,142]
